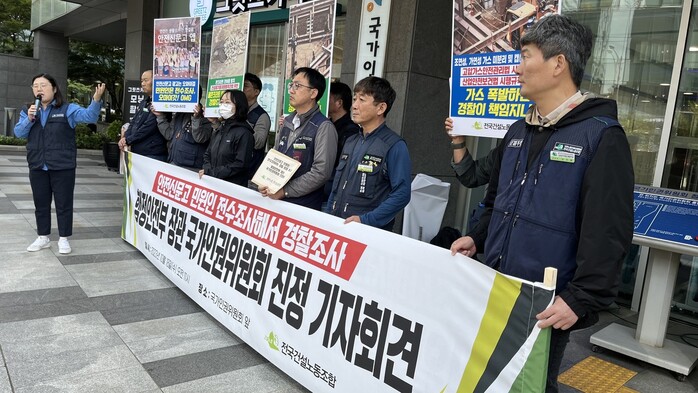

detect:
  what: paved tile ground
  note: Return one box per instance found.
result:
[0,146,697,392]
[0,148,307,393]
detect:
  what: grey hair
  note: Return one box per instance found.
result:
[521,14,593,88]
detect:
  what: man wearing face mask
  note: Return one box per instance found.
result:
[118,70,168,161]
[199,89,254,186]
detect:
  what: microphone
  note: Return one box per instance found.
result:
[34,94,42,111]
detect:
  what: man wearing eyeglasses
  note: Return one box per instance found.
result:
[259,67,338,211]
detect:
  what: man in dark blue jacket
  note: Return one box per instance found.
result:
[118,70,168,161]
[327,76,411,231]
[450,15,634,392]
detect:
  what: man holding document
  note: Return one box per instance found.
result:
[258,67,337,211]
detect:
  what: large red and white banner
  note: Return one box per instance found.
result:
[121,152,553,393]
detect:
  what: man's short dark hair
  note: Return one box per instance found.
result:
[521,14,592,88]
[293,67,326,102]
[353,76,396,116]
[244,72,262,91]
[330,82,352,112]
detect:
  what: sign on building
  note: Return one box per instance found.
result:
[355,0,391,80]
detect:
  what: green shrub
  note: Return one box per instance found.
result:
[0,135,27,146]
[75,123,103,150]
[0,120,123,150]
[104,120,123,142]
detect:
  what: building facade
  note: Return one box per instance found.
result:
[13,0,698,323]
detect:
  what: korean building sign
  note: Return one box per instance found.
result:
[355,0,391,80]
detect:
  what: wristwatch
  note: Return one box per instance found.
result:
[450,141,467,149]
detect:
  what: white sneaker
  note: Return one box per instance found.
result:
[58,237,71,254]
[27,236,50,252]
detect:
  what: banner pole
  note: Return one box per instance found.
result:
[544,267,558,289]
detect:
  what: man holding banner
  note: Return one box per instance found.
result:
[327,77,411,231]
[450,15,634,392]
[259,67,337,211]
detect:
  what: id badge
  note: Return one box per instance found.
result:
[550,150,575,163]
[357,164,373,173]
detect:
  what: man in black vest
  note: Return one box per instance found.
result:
[450,15,634,392]
[324,81,361,201]
[118,70,168,161]
[328,82,360,167]
[259,67,337,211]
[327,77,412,231]
[243,73,271,179]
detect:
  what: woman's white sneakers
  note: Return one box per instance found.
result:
[26,236,50,252]
[26,236,71,254]
[58,237,72,254]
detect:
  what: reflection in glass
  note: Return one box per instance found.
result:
[567,3,681,186]
[664,4,698,325]
[665,6,698,193]
[566,2,683,309]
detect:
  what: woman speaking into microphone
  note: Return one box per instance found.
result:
[14,73,106,255]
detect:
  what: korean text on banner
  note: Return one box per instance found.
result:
[355,0,391,80]
[121,152,554,393]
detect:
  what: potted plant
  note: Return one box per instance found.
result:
[102,120,122,171]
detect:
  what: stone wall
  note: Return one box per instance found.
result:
[0,54,39,136]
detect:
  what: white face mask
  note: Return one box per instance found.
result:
[219,103,234,119]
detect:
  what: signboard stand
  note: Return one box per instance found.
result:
[590,186,698,381]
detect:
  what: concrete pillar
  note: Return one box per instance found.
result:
[342,2,466,231]
[124,0,160,81]
[33,30,69,93]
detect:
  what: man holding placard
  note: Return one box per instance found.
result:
[450,15,634,392]
[118,70,168,162]
[259,67,337,211]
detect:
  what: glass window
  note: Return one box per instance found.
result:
[665,7,698,192]
[245,16,346,140]
[200,30,212,83]
[566,2,684,306]
[247,23,287,138]
[664,2,698,324]
[567,3,682,187]
[333,15,346,77]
